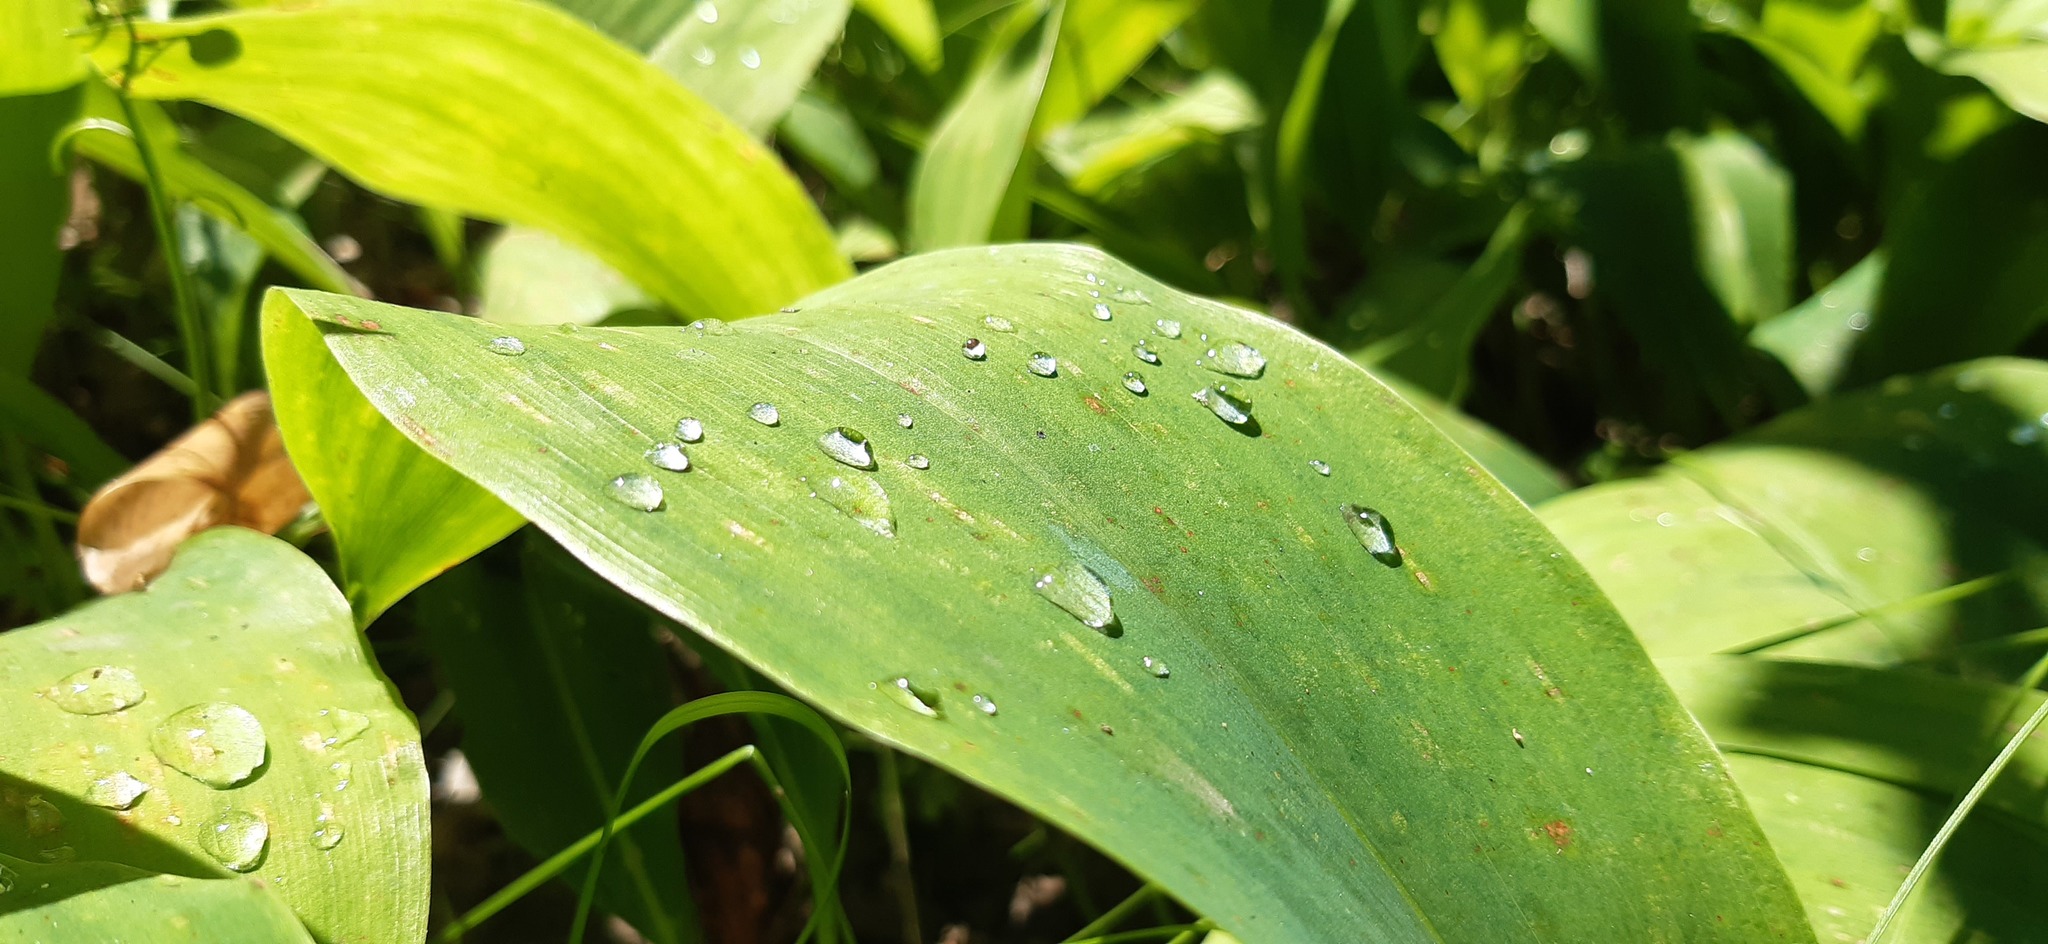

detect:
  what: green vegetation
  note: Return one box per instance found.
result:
[3,0,2047,941]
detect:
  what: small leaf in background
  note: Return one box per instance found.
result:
[261,297,524,624]
[0,372,129,490]
[0,528,429,944]
[1751,251,1885,398]
[1675,130,1792,327]
[269,243,1812,944]
[907,2,1065,250]
[477,228,659,327]
[1357,202,1530,401]
[0,854,317,943]
[1526,0,1702,134]
[1041,72,1262,196]
[1034,0,1203,132]
[644,0,853,137]
[94,0,849,322]
[75,392,310,594]
[853,0,942,71]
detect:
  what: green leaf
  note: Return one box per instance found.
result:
[781,90,881,195]
[1674,130,1792,327]
[1924,0,2048,123]
[1432,0,1527,113]
[1526,0,1702,133]
[1041,72,1262,197]
[1539,357,2048,663]
[0,528,428,944]
[0,372,129,489]
[1357,202,1530,401]
[0,854,317,943]
[95,0,848,321]
[413,537,701,944]
[1375,372,1567,506]
[1751,251,1885,399]
[1035,0,1203,132]
[0,0,85,96]
[853,0,941,71]
[269,243,1811,943]
[478,228,659,327]
[0,85,81,378]
[907,2,1065,250]
[644,0,852,136]
[261,293,524,624]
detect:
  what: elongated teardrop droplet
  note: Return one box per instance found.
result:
[1122,372,1147,395]
[1309,459,1330,476]
[84,771,151,810]
[646,443,691,472]
[905,454,931,470]
[815,474,895,537]
[1027,352,1058,377]
[818,427,876,469]
[749,402,781,426]
[1153,319,1183,339]
[486,336,525,356]
[1033,560,1116,633]
[1092,303,1113,321]
[1192,385,1253,425]
[1201,341,1266,378]
[983,315,1016,333]
[1133,341,1159,365]
[972,693,998,716]
[877,676,939,717]
[1141,656,1170,678]
[676,417,705,442]
[607,473,666,511]
[1341,504,1402,566]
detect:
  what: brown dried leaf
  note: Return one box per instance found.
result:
[76,391,313,593]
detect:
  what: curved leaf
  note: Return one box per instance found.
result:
[0,854,316,943]
[853,0,941,71]
[92,0,848,321]
[0,528,428,944]
[266,243,1810,943]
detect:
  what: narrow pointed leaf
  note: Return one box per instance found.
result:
[267,244,1810,943]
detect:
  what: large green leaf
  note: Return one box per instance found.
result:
[93,0,848,321]
[0,528,428,944]
[1539,357,2048,664]
[0,854,317,943]
[266,243,1810,943]
[0,0,85,96]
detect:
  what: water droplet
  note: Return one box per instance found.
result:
[983,315,1015,333]
[1202,341,1266,378]
[1192,385,1253,425]
[1092,303,1113,321]
[905,454,931,470]
[1113,287,1152,305]
[486,336,525,356]
[47,665,145,714]
[312,806,344,851]
[1154,319,1183,339]
[751,403,783,426]
[972,693,998,716]
[84,771,150,810]
[1122,372,1147,395]
[815,474,895,537]
[1084,272,1100,285]
[1847,311,1870,331]
[676,417,705,442]
[688,317,732,335]
[200,809,268,873]
[24,796,63,837]
[695,0,717,22]
[1033,560,1116,633]
[1141,656,1170,678]
[877,676,939,717]
[1309,459,1330,476]
[606,473,666,512]
[692,45,716,66]
[330,760,353,792]
[818,427,877,469]
[641,442,692,473]
[1341,504,1402,566]
[962,338,987,360]
[1027,352,1058,377]
[1133,341,1160,365]
[739,46,761,69]
[897,413,914,429]
[313,708,370,750]
[151,703,267,788]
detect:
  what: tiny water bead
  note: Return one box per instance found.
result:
[815,474,896,537]
[687,317,733,335]
[1122,372,1148,395]
[1309,459,1331,476]
[201,809,269,873]
[84,771,150,810]
[24,796,63,836]
[47,665,145,715]
[749,402,782,425]
[486,336,526,356]
[607,473,666,512]
[1192,385,1253,426]
[971,693,998,716]
[1027,352,1058,377]
[1133,341,1160,365]
[962,338,988,360]
[646,443,691,472]
[1142,656,1170,678]
[876,676,939,718]
[905,454,931,470]
[313,807,344,851]
[151,702,267,788]
[739,46,761,69]
[1202,341,1267,379]
[313,707,370,750]
[897,413,914,429]
[1341,504,1402,567]
[1033,560,1116,633]
[676,417,705,442]
[817,427,877,470]
[1154,319,1183,339]
[1092,303,1113,321]
[983,315,1016,333]
[695,0,717,22]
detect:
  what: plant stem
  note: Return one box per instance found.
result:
[1064,884,1162,942]
[877,748,923,944]
[0,490,79,524]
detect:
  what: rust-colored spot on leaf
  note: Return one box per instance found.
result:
[1541,820,1572,849]
[1083,395,1107,415]
[1141,576,1165,595]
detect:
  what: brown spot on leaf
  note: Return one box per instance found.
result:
[1541,820,1572,849]
[1083,395,1107,415]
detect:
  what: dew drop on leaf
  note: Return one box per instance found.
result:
[676,417,705,442]
[905,454,931,470]
[1122,372,1147,395]
[1309,459,1331,476]
[1341,504,1402,566]
[313,707,370,750]
[606,473,666,512]
[1153,319,1183,339]
[818,427,877,469]
[313,806,344,851]
[47,665,145,714]
[749,402,782,426]
[739,46,761,69]
[962,338,987,360]
[646,443,691,472]
[1133,341,1159,365]
[200,809,268,873]
[84,771,151,810]
[688,317,732,335]
[1027,352,1058,377]
[876,676,939,717]
[983,315,1015,333]
[1092,303,1113,321]
[24,796,63,836]
[815,474,895,537]
[972,693,998,716]
[486,336,525,356]
[1142,656,1170,678]
[1202,341,1266,378]
[1192,385,1253,426]
[695,0,717,22]
[151,702,267,788]
[897,413,914,429]
[1113,287,1152,305]
[1033,560,1116,633]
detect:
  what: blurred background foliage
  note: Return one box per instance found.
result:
[7,0,2048,939]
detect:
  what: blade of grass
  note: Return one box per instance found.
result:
[1064,884,1163,942]
[877,748,921,944]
